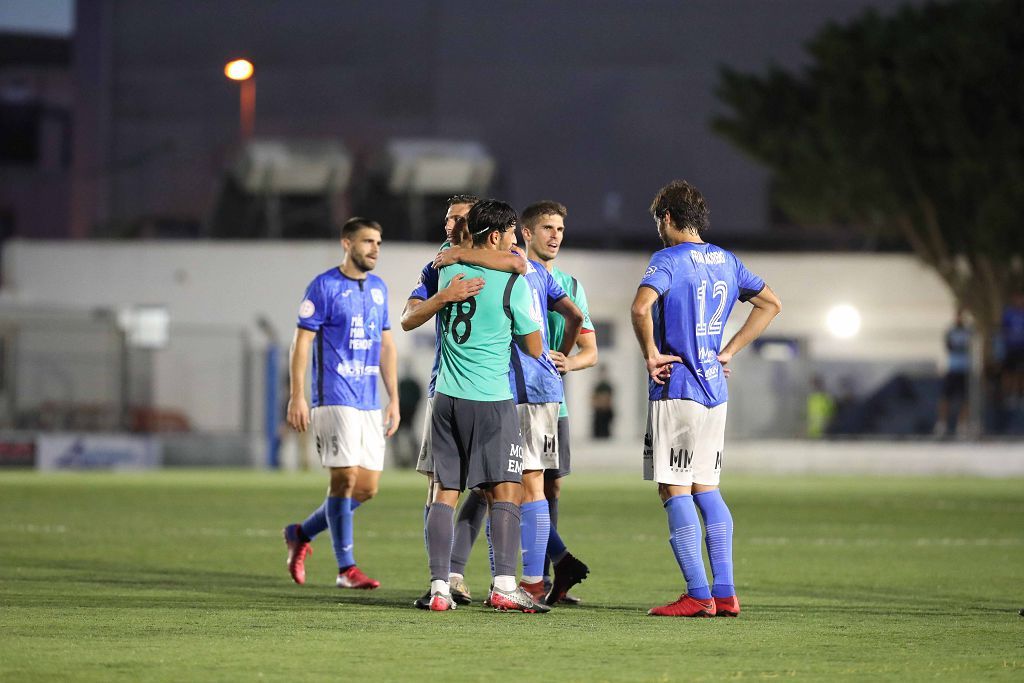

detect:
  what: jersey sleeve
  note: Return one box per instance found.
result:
[408,262,438,301]
[639,251,673,295]
[297,277,328,332]
[508,275,542,337]
[733,255,766,302]
[574,280,596,333]
[544,268,567,308]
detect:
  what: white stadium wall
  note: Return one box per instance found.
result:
[2,240,955,439]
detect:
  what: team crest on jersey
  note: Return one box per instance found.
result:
[643,266,657,279]
[371,288,385,305]
[298,299,315,318]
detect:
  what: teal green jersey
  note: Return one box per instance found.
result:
[548,267,595,418]
[435,263,541,401]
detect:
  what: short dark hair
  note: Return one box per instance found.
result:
[467,199,517,246]
[341,217,382,240]
[446,194,480,208]
[521,200,567,228]
[649,180,709,235]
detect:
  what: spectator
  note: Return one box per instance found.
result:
[1001,291,1024,410]
[590,366,615,439]
[806,374,835,439]
[935,309,971,437]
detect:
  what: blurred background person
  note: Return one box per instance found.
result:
[590,366,615,439]
[935,309,971,438]
[806,375,835,439]
[1001,291,1024,411]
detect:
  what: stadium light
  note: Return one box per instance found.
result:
[224,59,255,140]
[224,59,253,81]
[825,304,861,339]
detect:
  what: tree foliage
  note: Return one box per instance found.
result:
[713,0,1024,341]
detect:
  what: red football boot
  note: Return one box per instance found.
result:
[713,595,740,617]
[518,579,547,603]
[647,594,716,617]
[336,565,381,590]
[283,524,312,585]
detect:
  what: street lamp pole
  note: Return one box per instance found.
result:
[224,59,255,142]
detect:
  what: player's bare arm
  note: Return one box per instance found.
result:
[717,285,782,367]
[550,329,598,374]
[517,329,544,359]
[432,245,527,274]
[286,327,316,432]
[379,329,400,437]
[631,286,681,385]
[550,297,584,356]
[400,274,485,331]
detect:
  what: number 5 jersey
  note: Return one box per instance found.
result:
[297,268,391,410]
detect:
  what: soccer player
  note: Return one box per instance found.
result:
[424,199,550,613]
[401,195,526,608]
[631,180,781,617]
[519,200,598,606]
[281,217,399,590]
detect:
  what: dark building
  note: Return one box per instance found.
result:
[60,1,913,244]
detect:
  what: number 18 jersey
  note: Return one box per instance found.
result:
[435,263,540,401]
[639,242,765,407]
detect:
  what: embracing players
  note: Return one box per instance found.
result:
[631,181,781,617]
[423,199,550,613]
[282,217,399,590]
[400,195,525,608]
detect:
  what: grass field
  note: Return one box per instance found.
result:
[1,469,1022,681]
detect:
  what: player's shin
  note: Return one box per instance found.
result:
[694,489,735,598]
[300,500,328,540]
[520,499,550,583]
[426,503,456,592]
[450,492,487,577]
[664,495,711,600]
[489,501,521,592]
[326,496,355,569]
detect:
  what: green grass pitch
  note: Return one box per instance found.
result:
[1,469,1022,681]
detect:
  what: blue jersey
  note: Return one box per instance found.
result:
[296,268,390,410]
[408,260,442,397]
[509,260,566,405]
[639,242,765,407]
[1003,306,1024,351]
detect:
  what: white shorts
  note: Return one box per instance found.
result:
[517,402,559,471]
[310,405,385,471]
[414,397,434,476]
[643,400,726,486]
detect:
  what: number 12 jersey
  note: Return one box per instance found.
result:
[639,242,765,407]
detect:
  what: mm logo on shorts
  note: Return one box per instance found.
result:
[508,443,523,474]
[669,447,693,470]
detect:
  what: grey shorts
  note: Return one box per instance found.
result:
[545,417,572,480]
[430,392,524,491]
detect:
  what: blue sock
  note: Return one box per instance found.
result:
[326,496,355,570]
[545,498,567,575]
[485,518,495,577]
[694,489,735,598]
[300,501,328,540]
[520,500,550,580]
[351,500,362,512]
[664,494,711,600]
